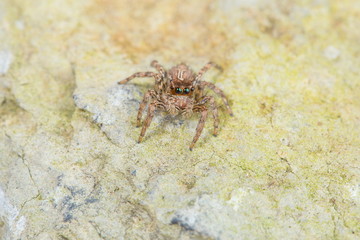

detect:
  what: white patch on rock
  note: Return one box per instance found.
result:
[73,84,141,145]
[220,0,260,11]
[348,184,360,203]
[227,187,254,211]
[0,50,13,75]
[323,46,340,60]
[15,20,25,30]
[0,187,26,239]
[171,194,243,239]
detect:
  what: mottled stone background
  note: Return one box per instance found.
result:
[1,0,360,239]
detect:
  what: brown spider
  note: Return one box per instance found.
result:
[118,60,233,150]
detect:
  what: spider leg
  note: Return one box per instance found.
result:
[118,72,158,84]
[198,96,219,136]
[151,60,168,93]
[151,60,166,78]
[189,107,208,151]
[138,102,156,143]
[195,62,223,82]
[200,81,233,116]
[137,90,156,127]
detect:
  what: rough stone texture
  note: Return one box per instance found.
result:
[1,0,360,239]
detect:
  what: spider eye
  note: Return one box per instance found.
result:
[184,88,190,94]
[191,87,195,91]
[175,88,182,94]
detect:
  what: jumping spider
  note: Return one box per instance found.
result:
[118,60,233,150]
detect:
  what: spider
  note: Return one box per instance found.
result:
[118,60,233,150]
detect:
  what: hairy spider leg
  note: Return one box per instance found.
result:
[198,96,219,136]
[137,90,157,127]
[189,107,208,151]
[200,81,233,116]
[189,106,208,151]
[138,103,156,143]
[150,60,168,93]
[151,60,166,78]
[118,72,158,84]
[138,101,167,143]
[195,62,223,82]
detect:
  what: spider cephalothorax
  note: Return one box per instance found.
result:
[168,64,196,96]
[118,60,233,150]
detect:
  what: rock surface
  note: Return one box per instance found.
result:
[1,0,360,239]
